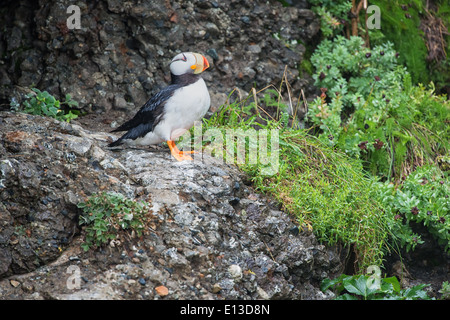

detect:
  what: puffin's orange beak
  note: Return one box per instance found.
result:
[202,55,210,70]
[191,53,210,74]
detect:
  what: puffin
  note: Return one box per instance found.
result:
[109,52,210,161]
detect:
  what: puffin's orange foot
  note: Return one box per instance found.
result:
[167,140,193,161]
[171,151,193,161]
[179,150,197,155]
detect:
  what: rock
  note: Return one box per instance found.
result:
[155,285,169,297]
[0,111,343,300]
[228,264,243,280]
[0,0,319,118]
[10,280,20,288]
[257,286,270,299]
[113,95,128,109]
[0,112,126,277]
[212,283,222,294]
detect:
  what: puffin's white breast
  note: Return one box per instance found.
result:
[156,78,210,141]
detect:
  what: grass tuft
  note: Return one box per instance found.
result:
[201,85,395,270]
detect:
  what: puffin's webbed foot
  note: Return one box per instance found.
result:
[167,140,193,161]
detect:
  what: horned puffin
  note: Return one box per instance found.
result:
[109,52,210,161]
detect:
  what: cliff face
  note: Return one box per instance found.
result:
[0,0,319,116]
[0,111,342,299]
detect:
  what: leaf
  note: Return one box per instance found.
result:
[48,106,59,117]
[401,284,431,300]
[335,293,359,300]
[66,100,79,108]
[343,276,377,299]
[320,274,349,292]
[47,95,56,105]
[382,276,401,293]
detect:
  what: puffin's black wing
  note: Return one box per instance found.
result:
[109,84,182,147]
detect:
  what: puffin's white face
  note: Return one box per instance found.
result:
[170,52,210,76]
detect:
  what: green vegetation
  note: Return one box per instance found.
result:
[308,35,449,180]
[263,0,450,299]
[373,165,449,253]
[77,192,154,251]
[10,88,79,122]
[439,281,450,299]
[370,0,430,84]
[255,130,390,268]
[302,9,450,262]
[199,1,449,278]
[321,272,433,300]
[309,0,450,92]
[200,74,448,270]
[201,90,392,269]
[309,0,352,38]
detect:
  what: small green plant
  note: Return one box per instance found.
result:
[439,281,450,300]
[10,88,79,122]
[77,192,153,251]
[372,165,450,253]
[308,0,352,38]
[321,272,433,300]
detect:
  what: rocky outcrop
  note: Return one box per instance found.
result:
[0,0,340,300]
[0,111,342,299]
[0,0,319,116]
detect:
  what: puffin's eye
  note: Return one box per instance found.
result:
[172,53,188,64]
